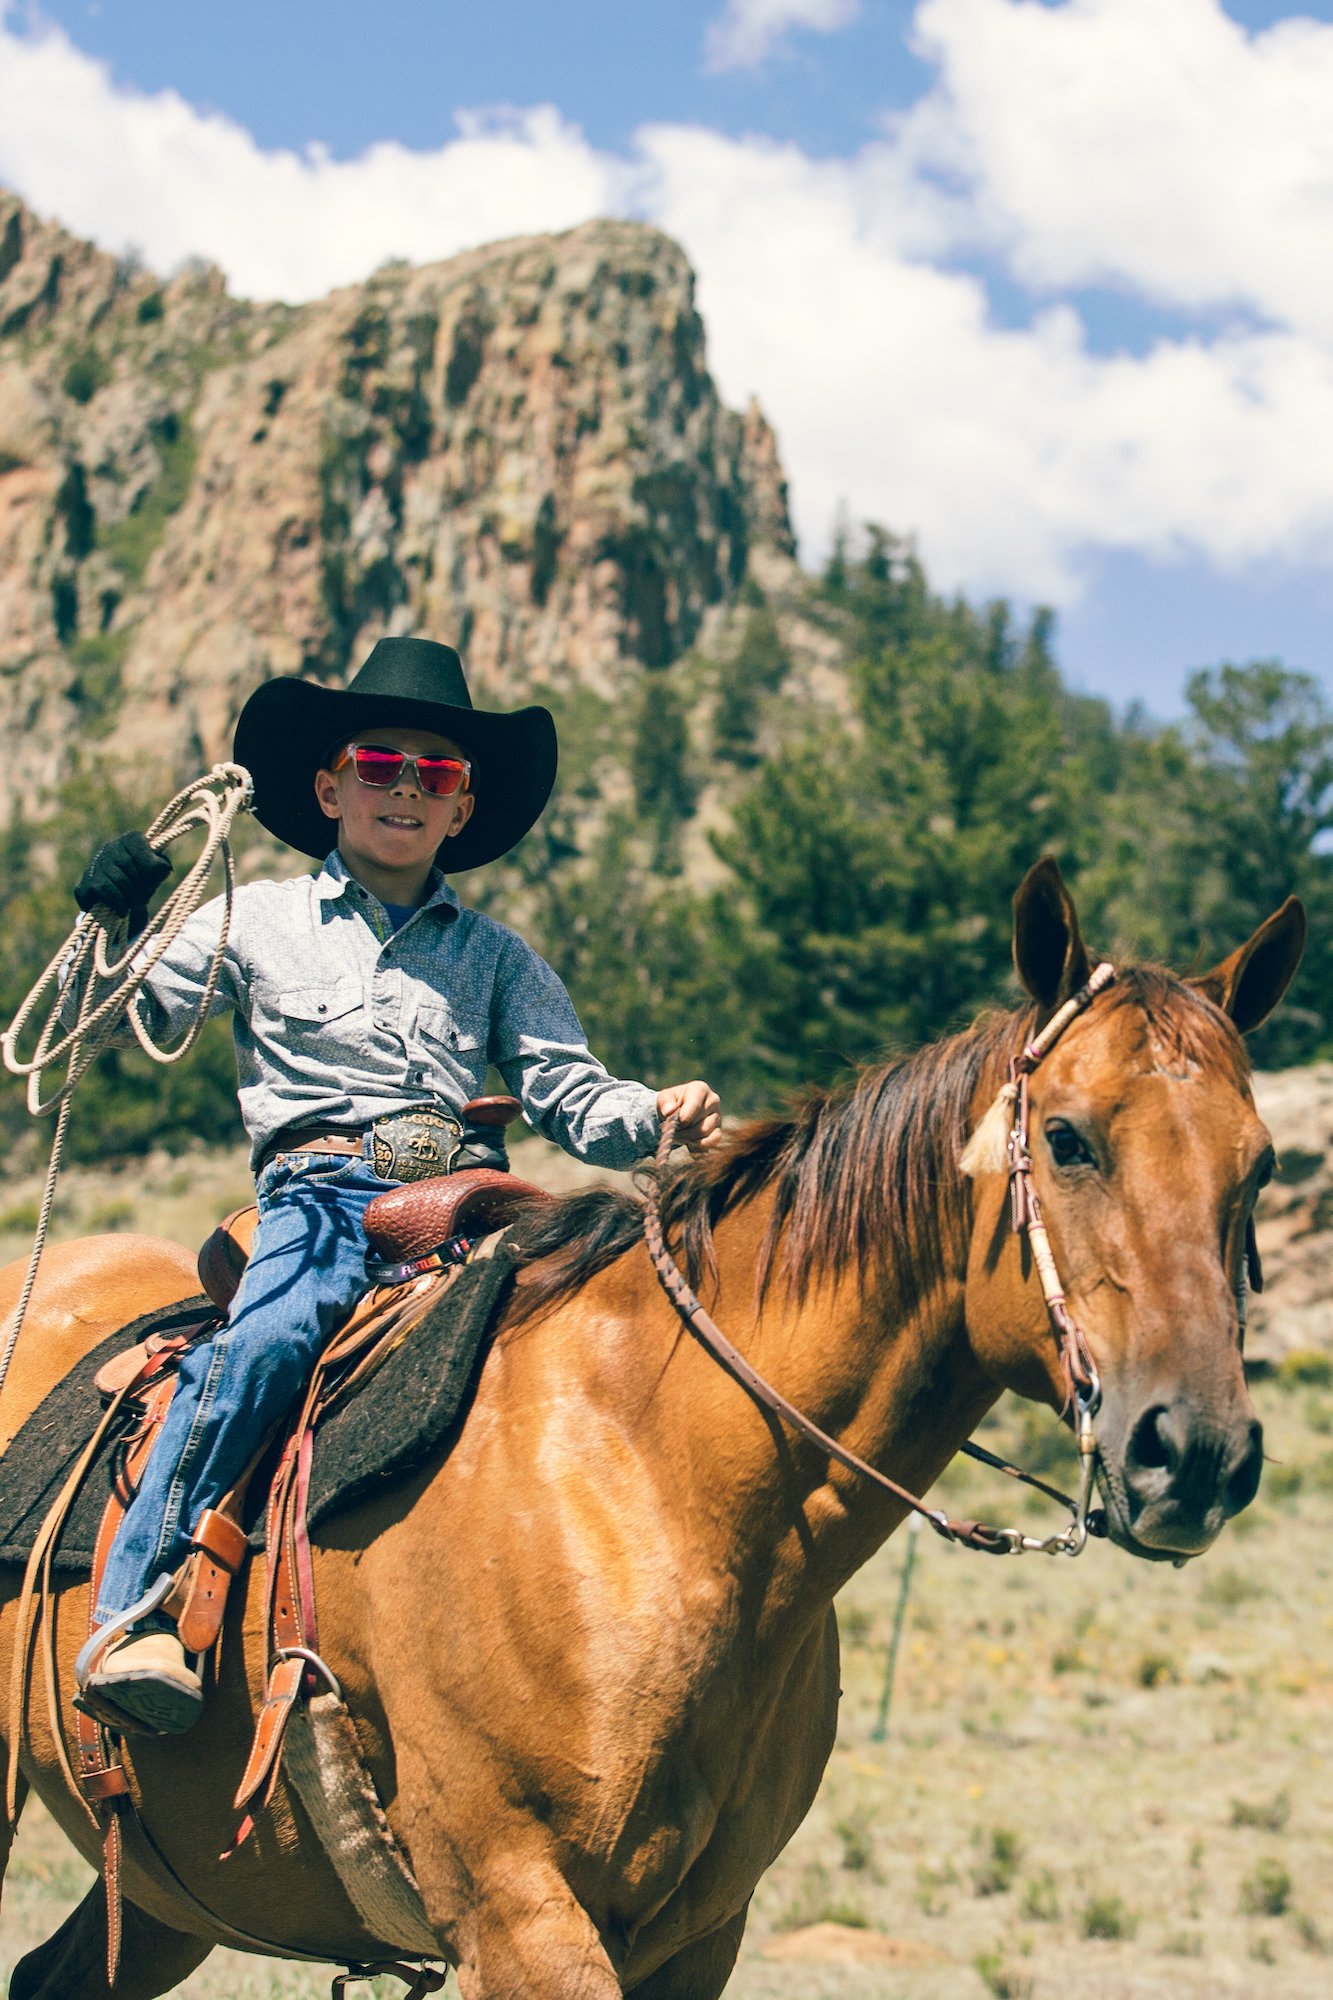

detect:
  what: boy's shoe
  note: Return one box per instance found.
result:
[81,1630,203,1735]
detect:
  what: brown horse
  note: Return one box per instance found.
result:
[0,861,1305,2000]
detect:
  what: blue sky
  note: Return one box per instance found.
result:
[14,2,938,159]
[28,2,1316,165]
[4,0,1333,715]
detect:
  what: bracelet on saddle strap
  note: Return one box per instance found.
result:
[364,1237,474,1286]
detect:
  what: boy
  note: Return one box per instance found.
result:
[74,636,720,1734]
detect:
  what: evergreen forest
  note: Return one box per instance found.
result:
[2,529,1331,1163]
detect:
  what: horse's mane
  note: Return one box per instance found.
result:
[508,966,1248,1327]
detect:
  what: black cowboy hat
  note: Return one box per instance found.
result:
[232,637,557,872]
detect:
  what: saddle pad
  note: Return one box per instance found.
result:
[0,1297,218,1572]
[0,1246,521,1573]
[300,1241,519,1542]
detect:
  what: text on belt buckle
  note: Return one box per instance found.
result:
[369,1108,462,1183]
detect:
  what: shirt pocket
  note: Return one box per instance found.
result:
[415,998,485,1058]
[274,981,365,1057]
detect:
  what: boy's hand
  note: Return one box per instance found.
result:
[657,1081,722,1152]
[74,832,172,919]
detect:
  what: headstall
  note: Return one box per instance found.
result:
[972,961,1118,1411]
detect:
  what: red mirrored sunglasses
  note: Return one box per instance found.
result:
[332,742,472,797]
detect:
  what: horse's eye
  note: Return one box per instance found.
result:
[1045,1120,1095,1170]
[1255,1154,1274,1191]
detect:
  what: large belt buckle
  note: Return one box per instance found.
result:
[369,1106,462,1183]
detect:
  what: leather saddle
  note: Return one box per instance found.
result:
[194,1168,548,1313]
[196,1097,553,1313]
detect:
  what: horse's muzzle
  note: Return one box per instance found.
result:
[1105,1396,1264,1558]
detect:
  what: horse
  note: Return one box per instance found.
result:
[0,859,1304,2000]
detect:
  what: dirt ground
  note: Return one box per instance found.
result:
[2,1103,1333,1997]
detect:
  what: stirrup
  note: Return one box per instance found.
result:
[74,1572,177,1690]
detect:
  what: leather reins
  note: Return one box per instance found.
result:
[643,967,1119,1559]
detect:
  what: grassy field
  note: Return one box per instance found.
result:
[2,1147,1332,1996]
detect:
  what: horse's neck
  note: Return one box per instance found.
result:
[685,1186,996,1614]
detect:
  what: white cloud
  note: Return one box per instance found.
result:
[640,123,1333,597]
[3,3,1333,605]
[902,0,1333,338]
[704,0,860,73]
[0,20,621,301]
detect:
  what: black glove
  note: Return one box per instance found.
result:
[74,832,172,919]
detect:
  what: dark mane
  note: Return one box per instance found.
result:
[507,966,1248,1328]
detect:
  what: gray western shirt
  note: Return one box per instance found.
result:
[130,851,661,1172]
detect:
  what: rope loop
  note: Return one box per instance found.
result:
[0,762,254,1406]
[2,763,254,1113]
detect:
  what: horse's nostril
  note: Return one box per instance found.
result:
[1125,1403,1264,1529]
[1226,1419,1265,1517]
[1128,1405,1179,1480]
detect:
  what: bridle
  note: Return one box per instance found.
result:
[989,962,1117,1414]
[643,965,1120,1560]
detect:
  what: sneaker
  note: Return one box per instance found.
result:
[82,1630,204,1735]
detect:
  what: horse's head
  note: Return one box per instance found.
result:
[964,859,1305,1563]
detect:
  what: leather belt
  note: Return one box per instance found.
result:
[264,1130,365,1162]
[260,1106,465,1183]
[258,1130,365,1171]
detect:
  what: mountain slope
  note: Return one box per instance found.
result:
[0,191,795,805]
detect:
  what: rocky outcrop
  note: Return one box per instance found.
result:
[0,190,796,808]
[1248,1066,1333,1366]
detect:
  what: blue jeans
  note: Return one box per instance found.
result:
[94,1153,399,1626]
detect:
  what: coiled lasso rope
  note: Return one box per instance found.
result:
[0,762,255,1408]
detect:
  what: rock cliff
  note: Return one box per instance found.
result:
[0,189,795,806]
[1248,1066,1333,1367]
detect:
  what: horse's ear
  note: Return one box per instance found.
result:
[1012,858,1091,1013]
[1189,897,1306,1034]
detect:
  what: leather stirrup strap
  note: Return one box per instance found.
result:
[73,1370,181,1983]
[164,1486,255,1656]
[231,1359,329,1836]
[231,1276,444,1847]
[70,1384,295,1970]
[6,1370,151,1828]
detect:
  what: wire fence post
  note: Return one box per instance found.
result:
[872,1512,922,1742]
